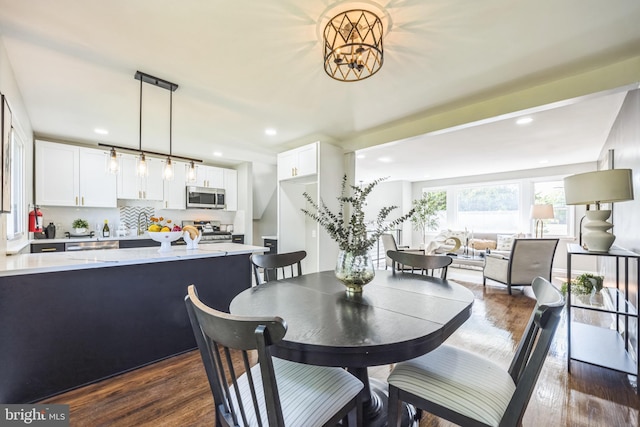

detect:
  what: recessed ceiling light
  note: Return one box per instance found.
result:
[94,128,109,135]
[377,157,392,163]
[356,154,366,159]
[539,159,549,164]
[516,117,533,125]
[213,151,223,157]
[265,128,277,136]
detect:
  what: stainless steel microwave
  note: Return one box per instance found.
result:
[186,186,226,209]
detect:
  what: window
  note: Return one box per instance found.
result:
[533,180,570,237]
[7,127,25,240]
[455,183,520,232]
[422,177,571,236]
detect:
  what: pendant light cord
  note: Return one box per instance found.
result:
[139,77,143,151]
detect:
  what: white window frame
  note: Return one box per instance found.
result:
[6,123,26,241]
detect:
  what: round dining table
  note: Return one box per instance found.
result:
[230,270,475,426]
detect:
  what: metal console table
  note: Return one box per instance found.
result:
[566,244,639,388]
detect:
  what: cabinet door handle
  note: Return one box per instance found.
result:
[81,196,84,206]
[143,191,146,199]
[75,196,78,205]
[41,248,58,252]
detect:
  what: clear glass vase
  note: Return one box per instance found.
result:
[335,249,375,295]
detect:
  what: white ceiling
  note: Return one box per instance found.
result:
[1,0,639,181]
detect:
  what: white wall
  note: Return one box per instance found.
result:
[0,37,34,253]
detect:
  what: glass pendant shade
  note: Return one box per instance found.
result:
[163,157,174,181]
[186,161,197,183]
[107,147,119,174]
[137,153,148,177]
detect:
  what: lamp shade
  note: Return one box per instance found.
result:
[564,169,634,206]
[530,204,554,220]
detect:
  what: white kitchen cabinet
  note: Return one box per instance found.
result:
[163,160,187,209]
[195,165,224,188]
[35,140,116,207]
[277,143,317,181]
[277,141,343,274]
[223,168,238,211]
[117,154,164,201]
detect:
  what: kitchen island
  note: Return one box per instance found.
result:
[0,243,266,403]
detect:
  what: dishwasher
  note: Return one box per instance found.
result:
[64,240,120,251]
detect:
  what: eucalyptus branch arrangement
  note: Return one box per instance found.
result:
[301,175,414,252]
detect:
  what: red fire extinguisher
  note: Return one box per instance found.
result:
[29,206,43,232]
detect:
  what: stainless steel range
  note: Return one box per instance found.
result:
[181,220,232,243]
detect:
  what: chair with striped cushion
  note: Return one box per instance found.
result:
[185,284,363,427]
[387,276,565,427]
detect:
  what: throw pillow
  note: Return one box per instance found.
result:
[470,239,497,251]
[496,234,516,251]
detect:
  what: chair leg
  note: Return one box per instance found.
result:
[483,277,486,287]
[387,385,402,427]
[508,284,512,295]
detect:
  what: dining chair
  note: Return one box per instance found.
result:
[250,250,307,285]
[387,250,452,279]
[387,276,565,427]
[483,238,559,295]
[185,284,363,427]
[380,234,424,270]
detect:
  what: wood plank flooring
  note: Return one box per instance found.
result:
[41,268,638,426]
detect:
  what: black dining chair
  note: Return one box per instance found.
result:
[250,250,306,285]
[185,284,363,426]
[386,276,565,427]
[387,250,452,279]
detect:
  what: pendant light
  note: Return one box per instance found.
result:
[136,76,148,177]
[163,89,175,181]
[107,147,119,174]
[99,71,202,175]
[186,160,197,183]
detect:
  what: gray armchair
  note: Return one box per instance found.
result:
[483,238,559,295]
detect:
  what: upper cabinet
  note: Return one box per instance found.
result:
[195,165,224,188]
[116,154,164,201]
[277,143,317,181]
[35,140,117,207]
[163,160,187,209]
[223,168,238,211]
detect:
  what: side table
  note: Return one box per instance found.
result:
[566,244,638,390]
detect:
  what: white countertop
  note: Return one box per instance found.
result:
[0,243,267,277]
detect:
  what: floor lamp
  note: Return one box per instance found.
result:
[563,169,634,252]
[531,204,554,238]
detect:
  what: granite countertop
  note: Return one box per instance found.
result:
[0,243,267,277]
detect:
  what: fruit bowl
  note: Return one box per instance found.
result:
[147,231,184,253]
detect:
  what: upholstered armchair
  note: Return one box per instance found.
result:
[483,238,559,295]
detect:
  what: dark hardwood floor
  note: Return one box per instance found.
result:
[41,268,638,426]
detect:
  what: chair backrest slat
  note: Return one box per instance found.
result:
[251,250,307,285]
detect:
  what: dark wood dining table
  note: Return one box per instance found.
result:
[229,270,475,426]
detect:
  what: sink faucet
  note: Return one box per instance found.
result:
[138,212,149,236]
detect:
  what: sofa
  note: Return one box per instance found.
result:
[425,230,527,268]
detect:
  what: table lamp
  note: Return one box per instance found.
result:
[530,204,554,238]
[563,168,634,252]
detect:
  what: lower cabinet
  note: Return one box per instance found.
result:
[31,243,65,253]
[232,234,244,244]
[264,238,277,255]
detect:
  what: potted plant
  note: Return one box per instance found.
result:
[301,175,414,295]
[561,272,604,305]
[72,218,89,234]
[411,192,446,247]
